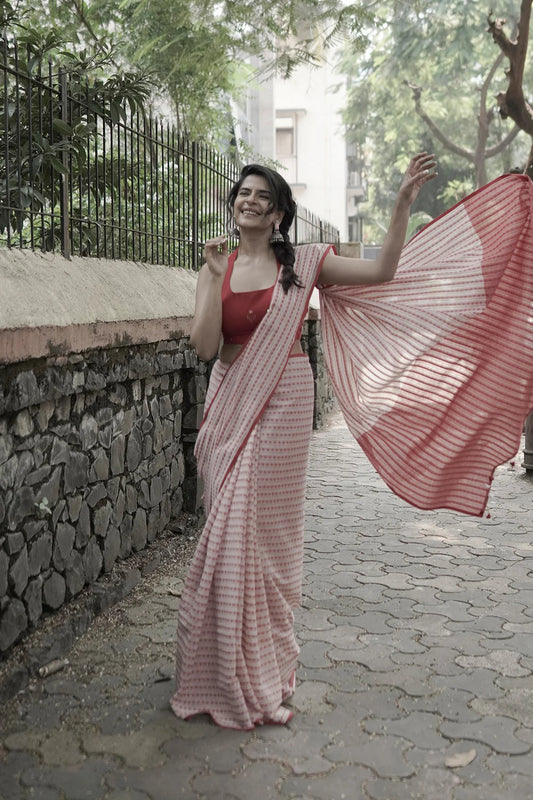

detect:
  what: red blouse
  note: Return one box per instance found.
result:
[221,251,277,345]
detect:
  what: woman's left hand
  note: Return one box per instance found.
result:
[397,152,437,207]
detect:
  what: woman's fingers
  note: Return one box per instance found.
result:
[204,235,228,255]
[398,152,438,205]
[204,235,228,277]
[408,152,437,182]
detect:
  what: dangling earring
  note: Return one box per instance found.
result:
[228,219,240,237]
[269,221,284,245]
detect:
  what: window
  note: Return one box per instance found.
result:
[275,114,295,157]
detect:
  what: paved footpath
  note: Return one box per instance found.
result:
[1,409,533,800]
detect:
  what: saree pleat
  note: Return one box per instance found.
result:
[171,356,314,729]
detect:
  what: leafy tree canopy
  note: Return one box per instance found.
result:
[339,0,533,243]
[2,0,378,144]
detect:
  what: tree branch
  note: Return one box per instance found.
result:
[487,11,517,59]
[480,50,506,112]
[515,0,532,85]
[70,0,99,44]
[485,123,522,157]
[404,81,473,161]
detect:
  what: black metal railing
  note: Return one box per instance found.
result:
[1,33,339,269]
[293,205,339,249]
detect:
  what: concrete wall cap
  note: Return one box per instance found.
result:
[0,249,197,329]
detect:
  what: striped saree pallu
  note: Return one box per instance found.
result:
[171,244,333,730]
[320,173,533,516]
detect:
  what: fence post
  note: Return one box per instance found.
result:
[192,140,199,270]
[3,34,12,247]
[59,69,71,259]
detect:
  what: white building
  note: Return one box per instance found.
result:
[240,55,354,241]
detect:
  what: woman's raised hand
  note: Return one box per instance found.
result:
[397,152,437,207]
[204,235,229,278]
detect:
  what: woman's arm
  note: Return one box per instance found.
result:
[189,235,228,361]
[319,152,437,286]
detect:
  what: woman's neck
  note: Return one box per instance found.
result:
[236,230,272,259]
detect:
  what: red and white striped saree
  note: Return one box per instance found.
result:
[171,244,333,729]
[172,173,533,729]
[320,173,533,516]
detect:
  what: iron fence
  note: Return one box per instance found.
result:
[293,205,339,248]
[1,33,339,269]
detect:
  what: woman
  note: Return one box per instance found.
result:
[170,153,437,730]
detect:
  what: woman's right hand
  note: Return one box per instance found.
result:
[204,235,229,278]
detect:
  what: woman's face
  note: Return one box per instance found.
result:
[233,174,282,233]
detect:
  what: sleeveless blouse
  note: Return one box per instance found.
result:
[221,251,279,345]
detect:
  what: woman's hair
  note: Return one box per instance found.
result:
[227,164,302,293]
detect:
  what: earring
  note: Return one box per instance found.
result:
[269,222,284,245]
[229,225,240,238]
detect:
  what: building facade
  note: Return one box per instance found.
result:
[239,55,365,243]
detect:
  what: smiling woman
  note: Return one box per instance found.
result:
[170,159,533,731]
[170,155,441,730]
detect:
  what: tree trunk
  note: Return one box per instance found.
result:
[474,114,489,187]
[526,140,533,177]
[523,409,533,471]
[488,0,533,173]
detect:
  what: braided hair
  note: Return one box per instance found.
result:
[227,165,303,294]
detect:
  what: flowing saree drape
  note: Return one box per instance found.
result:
[320,173,533,515]
[171,244,333,729]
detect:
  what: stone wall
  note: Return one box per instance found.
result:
[0,337,210,654]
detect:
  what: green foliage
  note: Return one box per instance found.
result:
[112,0,376,141]
[339,0,532,243]
[4,1,366,257]
[0,32,158,251]
[406,211,433,241]
[0,0,17,28]
[4,0,377,145]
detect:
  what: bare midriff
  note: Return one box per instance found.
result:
[219,340,304,365]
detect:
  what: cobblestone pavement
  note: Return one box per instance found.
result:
[2,409,533,800]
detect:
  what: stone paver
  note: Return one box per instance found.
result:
[1,409,533,799]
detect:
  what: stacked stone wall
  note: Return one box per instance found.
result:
[0,338,208,654]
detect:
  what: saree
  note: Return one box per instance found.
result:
[171,243,334,729]
[172,173,533,729]
[320,173,533,516]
